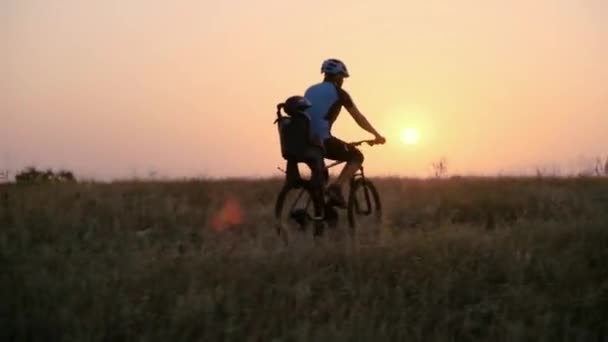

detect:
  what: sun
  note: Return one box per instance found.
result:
[401,128,420,145]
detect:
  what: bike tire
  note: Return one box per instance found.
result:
[274,181,325,237]
[347,178,382,230]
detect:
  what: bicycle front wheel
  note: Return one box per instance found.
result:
[347,178,382,231]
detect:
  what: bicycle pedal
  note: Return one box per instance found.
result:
[324,205,338,217]
[326,199,346,209]
[310,214,325,222]
[290,209,309,226]
[313,222,325,236]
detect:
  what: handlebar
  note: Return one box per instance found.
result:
[349,139,383,147]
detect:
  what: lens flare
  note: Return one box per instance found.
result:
[211,196,243,231]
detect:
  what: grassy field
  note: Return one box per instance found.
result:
[2,176,608,341]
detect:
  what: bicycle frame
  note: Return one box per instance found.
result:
[284,159,344,221]
[280,139,378,222]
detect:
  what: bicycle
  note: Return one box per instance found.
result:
[274,139,382,238]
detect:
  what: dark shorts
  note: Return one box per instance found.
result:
[324,136,364,164]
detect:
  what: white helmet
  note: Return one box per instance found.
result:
[321,58,349,78]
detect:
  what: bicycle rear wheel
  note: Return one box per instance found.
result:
[274,181,325,240]
[347,178,382,231]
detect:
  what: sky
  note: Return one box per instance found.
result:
[1,0,607,179]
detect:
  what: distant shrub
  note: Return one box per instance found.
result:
[0,170,8,182]
[431,157,448,178]
[15,166,76,184]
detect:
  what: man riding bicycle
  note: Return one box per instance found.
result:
[304,58,386,207]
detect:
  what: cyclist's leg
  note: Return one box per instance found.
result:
[302,147,326,219]
[323,136,364,206]
[285,159,301,186]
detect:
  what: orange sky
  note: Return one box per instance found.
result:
[2,0,607,179]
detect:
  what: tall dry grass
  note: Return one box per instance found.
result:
[2,177,608,341]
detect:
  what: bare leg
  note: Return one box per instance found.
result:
[334,161,361,188]
[307,154,326,220]
[324,138,364,207]
[325,160,361,208]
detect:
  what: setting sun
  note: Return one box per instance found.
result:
[401,128,420,145]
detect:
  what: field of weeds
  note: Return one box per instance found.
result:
[2,176,608,341]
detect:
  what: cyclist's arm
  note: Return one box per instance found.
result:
[339,88,382,138]
[345,103,382,138]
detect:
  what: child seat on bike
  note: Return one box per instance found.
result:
[275,95,327,222]
[275,96,321,159]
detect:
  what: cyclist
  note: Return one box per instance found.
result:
[304,58,386,207]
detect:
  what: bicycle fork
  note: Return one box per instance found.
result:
[350,168,373,216]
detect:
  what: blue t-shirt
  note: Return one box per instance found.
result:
[304,81,354,140]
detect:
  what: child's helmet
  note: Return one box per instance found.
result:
[283,95,312,116]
